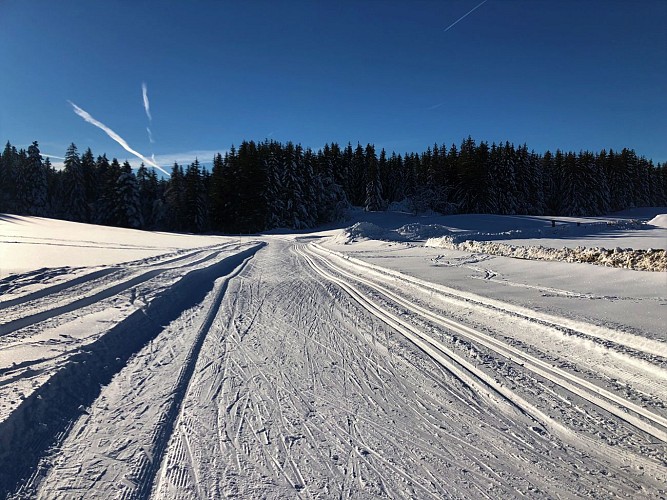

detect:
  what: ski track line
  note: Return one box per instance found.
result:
[310,243,667,360]
[0,243,265,498]
[0,245,238,338]
[304,245,667,443]
[146,246,264,500]
[0,268,119,310]
[298,244,667,450]
[0,243,235,312]
[0,269,163,337]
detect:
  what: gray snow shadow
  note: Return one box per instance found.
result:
[0,267,119,311]
[0,214,33,224]
[0,243,265,497]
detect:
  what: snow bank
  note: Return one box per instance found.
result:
[344,222,451,243]
[648,214,667,228]
[425,239,667,272]
[344,218,666,271]
[346,219,645,244]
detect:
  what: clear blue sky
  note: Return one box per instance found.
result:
[1,0,665,169]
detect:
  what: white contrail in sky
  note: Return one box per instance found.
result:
[147,127,155,143]
[68,100,170,176]
[142,82,152,121]
[443,0,488,32]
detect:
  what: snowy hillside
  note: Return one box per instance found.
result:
[0,211,666,498]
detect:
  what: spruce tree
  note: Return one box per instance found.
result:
[364,144,384,212]
[63,143,88,222]
[115,161,143,228]
[0,142,18,213]
[184,159,207,232]
[15,142,48,216]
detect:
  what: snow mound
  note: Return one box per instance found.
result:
[344,222,451,243]
[647,214,667,228]
[425,239,667,272]
[395,223,451,240]
[344,222,390,241]
[343,217,664,271]
[442,220,645,245]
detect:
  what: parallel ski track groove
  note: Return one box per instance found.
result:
[309,243,667,363]
[0,245,239,338]
[145,246,264,499]
[298,244,667,445]
[0,243,264,497]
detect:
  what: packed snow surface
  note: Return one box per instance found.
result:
[1,211,666,498]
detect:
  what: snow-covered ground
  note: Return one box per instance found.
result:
[0,210,665,498]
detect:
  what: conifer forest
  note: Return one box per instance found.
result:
[1,138,665,234]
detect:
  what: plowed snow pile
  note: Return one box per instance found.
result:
[343,218,667,271]
[649,214,667,228]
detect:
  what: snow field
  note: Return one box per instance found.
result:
[343,216,667,271]
[0,241,265,496]
[1,212,666,497]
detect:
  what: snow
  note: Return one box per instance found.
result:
[0,214,231,277]
[649,214,667,229]
[1,211,666,497]
[339,210,667,271]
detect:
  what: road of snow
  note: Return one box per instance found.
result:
[1,214,666,497]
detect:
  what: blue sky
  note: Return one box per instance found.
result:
[1,0,665,169]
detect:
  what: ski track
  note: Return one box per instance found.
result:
[302,244,667,441]
[0,242,265,497]
[1,238,665,498]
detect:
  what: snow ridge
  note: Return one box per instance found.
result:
[343,220,667,271]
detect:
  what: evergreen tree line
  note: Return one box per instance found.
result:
[1,138,665,233]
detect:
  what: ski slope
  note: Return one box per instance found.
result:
[0,212,666,498]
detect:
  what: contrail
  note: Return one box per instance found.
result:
[147,127,155,143]
[443,0,487,32]
[142,82,152,121]
[68,100,170,176]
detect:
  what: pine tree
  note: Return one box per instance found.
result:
[63,143,88,221]
[364,144,384,211]
[115,161,143,228]
[184,159,207,232]
[16,142,48,216]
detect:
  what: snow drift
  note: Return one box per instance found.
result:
[343,219,666,271]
